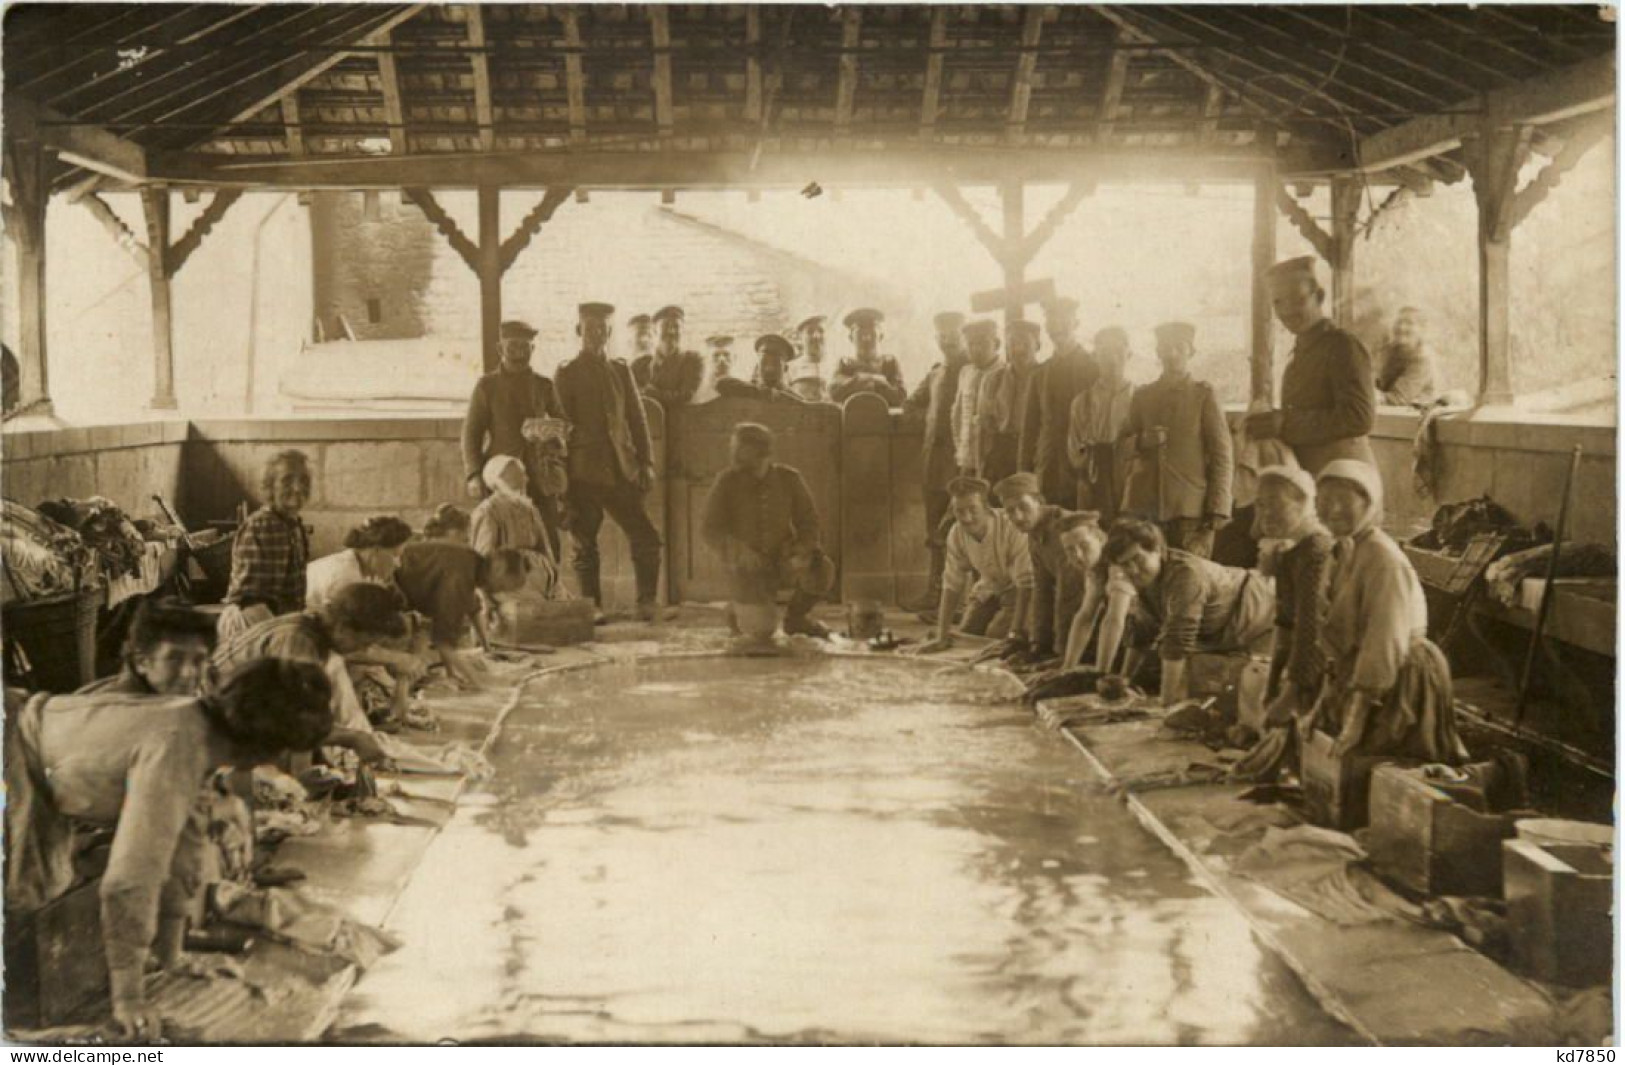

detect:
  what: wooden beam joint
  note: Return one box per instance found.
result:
[498,187,574,272]
[402,186,480,272]
[166,188,244,275]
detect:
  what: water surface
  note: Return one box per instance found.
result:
[337,656,1353,1045]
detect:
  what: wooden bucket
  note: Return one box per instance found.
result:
[498,598,596,646]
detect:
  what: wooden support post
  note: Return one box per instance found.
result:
[377,34,408,155]
[280,94,305,157]
[1007,6,1046,143]
[140,187,178,409]
[1250,157,1278,405]
[834,7,863,143]
[477,185,502,373]
[743,6,762,124]
[1462,119,1532,406]
[1095,30,1131,144]
[1329,175,1360,329]
[6,137,53,414]
[1000,180,1026,328]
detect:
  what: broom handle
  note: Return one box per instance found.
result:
[1513,444,1583,729]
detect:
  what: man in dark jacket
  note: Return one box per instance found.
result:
[902,311,968,616]
[829,308,907,406]
[638,305,704,410]
[702,423,832,639]
[1120,321,1234,558]
[1021,296,1097,505]
[1246,256,1376,474]
[460,318,567,555]
[555,302,665,621]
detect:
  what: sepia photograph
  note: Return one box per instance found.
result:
[0,0,1617,1048]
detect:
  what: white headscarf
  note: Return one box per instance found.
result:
[483,455,528,500]
[1316,459,1385,540]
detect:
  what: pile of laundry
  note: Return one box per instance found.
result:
[36,496,166,583]
[0,499,98,604]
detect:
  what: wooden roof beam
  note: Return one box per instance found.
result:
[919,7,948,138]
[834,7,864,141]
[377,31,408,154]
[153,145,1305,192]
[744,6,763,124]
[1197,83,1225,146]
[1095,28,1131,145]
[650,7,674,141]
[467,5,497,151]
[7,97,147,184]
[280,94,305,158]
[560,7,587,146]
[1007,6,1048,144]
[1359,53,1615,172]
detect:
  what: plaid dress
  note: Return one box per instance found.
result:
[224,506,310,615]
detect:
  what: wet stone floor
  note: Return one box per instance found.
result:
[334,655,1357,1045]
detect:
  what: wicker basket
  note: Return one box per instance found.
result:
[2,585,101,693]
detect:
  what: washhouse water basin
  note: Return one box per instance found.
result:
[335,655,1352,1045]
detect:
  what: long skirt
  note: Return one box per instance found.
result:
[1313,637,1468,764]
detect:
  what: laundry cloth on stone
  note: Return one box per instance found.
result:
[210,881,400,970]
[1232,824,1422,925]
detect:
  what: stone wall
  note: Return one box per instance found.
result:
[2,422,188,520]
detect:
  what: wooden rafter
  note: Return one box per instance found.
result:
[1272,6,1480,100]
[559,7,587,146]
[1197,83,1225,146]
[219,6,427,132]
[165,188,243,274]
[1274,185,1334,261]
[78,192,150,270]
[280,94,305,158]
[1208,8,1436,113]
[377,31,408,155]
[834,7,863,139]
[650,6,674,139]
[402,186,479,272]
[1360,53,1614,172]
[744,6,763,124]
[467,5,496,152]
[1007,6,1047,143]
[499,187,575,272]
[920,7,948,137]
[10,98,147,184]
[1095,30,1131,144]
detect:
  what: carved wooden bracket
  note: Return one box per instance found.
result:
[79,192,151,270]
[499,187,574,272]
[403,186,480,272]
[166,188,243,275]
[1274,185,1333,261]
[934,179,1094,268]
[1508,112,1611,232]
[1461,122,1534,244]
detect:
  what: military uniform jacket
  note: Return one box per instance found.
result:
[1020,343,1097,505]
[554,352,654,487]
[1121,374,1234,522]
[461,369,565,493]
[1280,319,1377,474]
[906,357,966,490]
[830,354,906,407]
[639,350,705,409]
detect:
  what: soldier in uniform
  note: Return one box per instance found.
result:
[460,318,567,557]
[829,308,907,406]
[698,334,737,403]
[1067,326,1135,520]
[627,313,656,389]
[978,319,1041,488]
[1021,296,1097,505]
[640,305,705,410]
[788,315,830,403]
[902,311,969,616]
[554,302,665,622]
[750,334,806,402]
[1245,255,1376,474]
[1121,321,1233,559]
[952,319,1002,479]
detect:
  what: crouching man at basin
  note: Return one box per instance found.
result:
[5,658,334,1039]
[702,422,833,640]
[912,476,1033,654]
[1103,519,1275,711]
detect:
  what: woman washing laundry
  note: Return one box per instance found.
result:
[471,455,571,604]
[1309,460,1467,762]
[306,516,426,730]
[5,658,334,1040]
